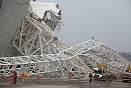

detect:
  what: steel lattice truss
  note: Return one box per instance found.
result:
[0,39,130,78]
[0,6,130,79]
[59,39,131,74]
[0,39,101,78]
[89,44,130,74]
[12,7,69,56]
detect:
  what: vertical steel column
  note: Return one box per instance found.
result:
[38,28,43,55]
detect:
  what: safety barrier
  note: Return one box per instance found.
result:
[68,72,72,83]
[36,75,40,83]
[9,75,14,84]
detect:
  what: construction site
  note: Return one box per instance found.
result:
[0,0,131,87]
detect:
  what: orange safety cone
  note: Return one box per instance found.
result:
[22,79,25,84]
[9,75,14,84]
[68,75,72,83]
[68,72,73,83]
[36,75,40,83]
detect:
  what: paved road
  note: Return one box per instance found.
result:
[0,78,131,88]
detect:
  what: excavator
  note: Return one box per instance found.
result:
[93,63,107,80]
[97,63,107,72]
[93,63,117,81]
[95,64,131,82]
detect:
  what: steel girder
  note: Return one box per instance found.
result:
[93,44,130,72]
[78,40,131,74]
[11,7,68,56]
[59,38,131,74]
[0,5,130,79]
[0,39,102,78]
[0,38,130,78]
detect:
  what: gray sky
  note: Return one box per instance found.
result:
[36,0,131,52]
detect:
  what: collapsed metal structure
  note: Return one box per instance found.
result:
[0,1,130,79]
[12,6,68,56]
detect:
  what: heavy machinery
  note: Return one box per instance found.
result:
[93,63,117,81]
[126,65,131,73]
[121,65,131,82]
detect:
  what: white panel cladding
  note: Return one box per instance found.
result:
[0,0,30,57]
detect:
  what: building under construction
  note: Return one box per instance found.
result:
[0,0,131,82]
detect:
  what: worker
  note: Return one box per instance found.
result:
[13,70,17,84]
[89,72,93,83]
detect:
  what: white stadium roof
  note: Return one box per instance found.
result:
[30,2,60,18]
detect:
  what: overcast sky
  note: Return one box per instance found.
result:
[36,0,131,52]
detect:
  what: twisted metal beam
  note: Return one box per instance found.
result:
[0,39,101,78]
[0,39,130,78]
[0,4,130,79]
[12,7,68,56]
